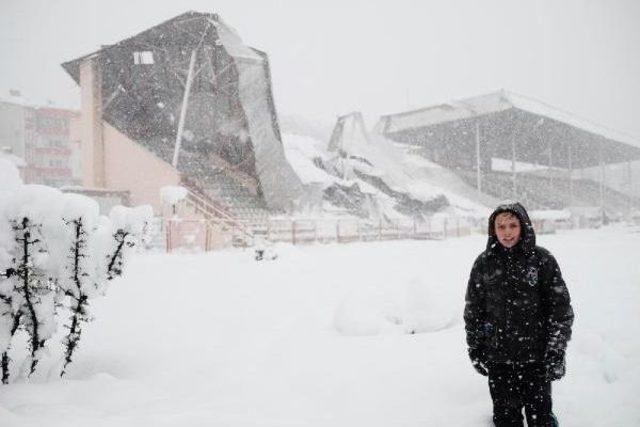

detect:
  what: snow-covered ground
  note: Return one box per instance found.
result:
[1,226,639,426]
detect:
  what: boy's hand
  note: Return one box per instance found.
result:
[544,349,566,381]
[468,347,489,376]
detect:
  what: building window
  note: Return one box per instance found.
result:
[49,159,66,168]
[133,51,154,65]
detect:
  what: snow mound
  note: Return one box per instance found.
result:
[0,158,22,195]
[333,276,456,336]
[575,331,626,384]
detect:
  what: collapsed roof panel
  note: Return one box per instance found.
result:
[62,11,302,214]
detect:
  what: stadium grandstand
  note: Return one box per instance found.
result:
[375,90,640,216]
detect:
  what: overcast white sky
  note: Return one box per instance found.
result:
[1,0,639,135]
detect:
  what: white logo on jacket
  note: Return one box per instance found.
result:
[526,266,538,287]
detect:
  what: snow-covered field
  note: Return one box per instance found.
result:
[1,226,639,427]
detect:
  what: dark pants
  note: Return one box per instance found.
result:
[488,362,554,427]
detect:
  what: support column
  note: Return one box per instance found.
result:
[627,161,633,212]
[548,139,553,192]
[511,135,517,199]
[475,121,482,192]
[567,143,573,207]
[172,48,198,168]
[599,139,605,223]
[79,56,105,188]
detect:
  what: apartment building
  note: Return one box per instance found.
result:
[0,92,81,187]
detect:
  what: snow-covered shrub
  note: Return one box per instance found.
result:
[0,162,152,382]
[160,185,187,216]
[253,237,278,261]
[57,203,151,376]
[1,185,64,379]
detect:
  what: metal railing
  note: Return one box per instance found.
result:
[159,216,473,253]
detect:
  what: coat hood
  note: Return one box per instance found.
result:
[486,201,536,254]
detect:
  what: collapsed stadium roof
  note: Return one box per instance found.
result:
[62,11,302,214]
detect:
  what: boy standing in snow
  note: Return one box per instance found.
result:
[464,202,574,427]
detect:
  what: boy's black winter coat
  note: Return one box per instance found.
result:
[464,202,574,365]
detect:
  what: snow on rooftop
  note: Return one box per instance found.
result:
[282,133,336,185]
[391,145,494,215]
[383,90,640,149]
[382,91,511,133]
[0,89,77,111]
[283,128,492,219]
[211,17,263,61]
[504,91,640,149]
[0,91,33,107]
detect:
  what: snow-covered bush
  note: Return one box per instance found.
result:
[0,163,151,382]
[253,237,278,261]
[160,185,187,216]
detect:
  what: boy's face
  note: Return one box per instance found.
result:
[494,212,521,248]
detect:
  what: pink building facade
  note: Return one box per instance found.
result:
[76,58,182,214]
